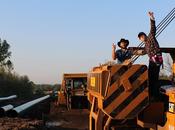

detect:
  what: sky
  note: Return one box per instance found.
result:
[0,0,175,84]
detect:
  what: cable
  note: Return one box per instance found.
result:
[132,8,175,57]
[156,8,175,30]
[130,8,175,64]
[156,14,175,37]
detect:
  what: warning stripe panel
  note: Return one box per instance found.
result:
[102,65,148,119]
[105,65,147,104]
[106,80,120,99]
[110,65,127,77]
[103,85,124,108]
[103,69,148,115]
[110,65,128,86]
[109,80,147,118]
[115,88,148,119]
[106,66,128,98]
[107,65,144,98]
[126,96,149,119]
[129,65,147,83]
[104,87,132,114]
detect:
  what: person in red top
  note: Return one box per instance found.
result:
[138,12,163,100]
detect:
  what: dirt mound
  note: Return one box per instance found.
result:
[0,117,43,130]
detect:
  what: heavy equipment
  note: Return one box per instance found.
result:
[87,8,175,130]
[51,73,89,129]
[58,73,89,110]
[87,47,175,130]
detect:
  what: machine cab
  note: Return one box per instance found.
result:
[58,73,89,110]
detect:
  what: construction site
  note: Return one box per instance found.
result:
[0,1,175,130]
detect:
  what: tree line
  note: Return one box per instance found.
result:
[0,39,60,99]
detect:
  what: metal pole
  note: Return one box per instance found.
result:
[7,95,50,117]
[0,104,14,117]
[0,95,17,101]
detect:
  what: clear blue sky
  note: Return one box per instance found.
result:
[0,0,174,84]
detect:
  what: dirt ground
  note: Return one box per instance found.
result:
[0,117,43,130]
[0,102,89,130]
[44,103,89,130]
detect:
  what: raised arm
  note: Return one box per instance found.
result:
[148,12,156,36]
[112,43,117,60]
[134,49,146,55]
[128,47,147,55]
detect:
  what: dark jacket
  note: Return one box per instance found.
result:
[144,19,162,59]
[115,49,132,63]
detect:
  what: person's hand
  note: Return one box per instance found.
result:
[122,59,132,66]
[148,11,155,20]
[112,42,116,51]
[136,50,145,55]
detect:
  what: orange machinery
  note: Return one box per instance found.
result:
[58,73,89,110]
[87,48,175,130]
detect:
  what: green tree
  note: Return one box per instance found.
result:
[0,39,13,70]
[0,39,34,99]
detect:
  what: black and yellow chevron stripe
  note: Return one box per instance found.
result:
[103,65,149,119]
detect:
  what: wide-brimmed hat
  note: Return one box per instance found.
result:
[117,38,129,48]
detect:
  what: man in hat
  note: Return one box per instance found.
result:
[138,12,163,100]
[112,38,132,64]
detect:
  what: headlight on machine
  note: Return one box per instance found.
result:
[169,102,175,113]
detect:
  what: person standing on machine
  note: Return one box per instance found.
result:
[138,12,163,100]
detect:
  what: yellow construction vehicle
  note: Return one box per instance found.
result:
[87,47,175,130]
[47,73,89,130]
[58,73,89,110]
[87,7,175,130]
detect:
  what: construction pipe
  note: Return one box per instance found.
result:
[0,95,17,101]
[0,104,14,117]
[7,95,50,117]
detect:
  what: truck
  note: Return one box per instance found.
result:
[58,73,89,110]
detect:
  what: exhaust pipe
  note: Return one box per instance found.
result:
[7,95,50,117]
[0,104,14,117]
[0,95,17,101]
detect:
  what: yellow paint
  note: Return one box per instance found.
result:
[169,103,174,113]
[173,63,175,73]
[91,77,96,87]
[160,91,175,130]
